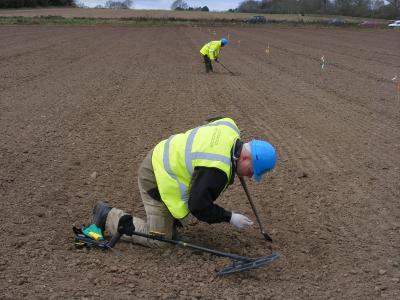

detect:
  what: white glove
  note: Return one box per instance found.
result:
[230,213,254,229]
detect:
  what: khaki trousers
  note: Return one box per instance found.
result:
[105,149,174,248]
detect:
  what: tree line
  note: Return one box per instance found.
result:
[0,0,75,8]
[102,0,132,9]
[170,0,209,11]
[0,0,134,8]
[1,0,397,19]
[236,0,399,19]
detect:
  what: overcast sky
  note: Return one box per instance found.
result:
[80,0,241,11]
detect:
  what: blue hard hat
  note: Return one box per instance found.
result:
[250,139,277,182]
[221,38,229,46]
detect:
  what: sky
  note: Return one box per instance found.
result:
[80,0,242,11]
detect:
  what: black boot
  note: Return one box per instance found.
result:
[92,201,112,231]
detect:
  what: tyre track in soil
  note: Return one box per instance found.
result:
[255,28,400,123]
[0,27,190,298]
[223,27,399,179]
[228,27,399,121]
[238,23,397,270]
[0,25,80,51]
[220,28,397,213]
[0,26,113,92]
[245,30,397,298]
[0,26,91,58]
[258,28,400,68]
[229,27,399,114]
[293,28,400,59]
[0,27,139,204]
[0,27,154,271]
[187,26,399,294]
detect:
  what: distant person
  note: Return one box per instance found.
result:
[200,38,228,73]
[90,117,277,248]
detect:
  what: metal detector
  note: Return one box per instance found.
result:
[73,224,278,275]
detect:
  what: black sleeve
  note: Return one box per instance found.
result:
[188,167,232,224]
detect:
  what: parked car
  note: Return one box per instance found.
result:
[243,16,267,24]
[388,20,400,28]
[328,18,346,26]
[358,20,380,28]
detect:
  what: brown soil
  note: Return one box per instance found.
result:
[0,25,399,299]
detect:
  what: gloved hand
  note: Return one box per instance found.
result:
[214,58,219,63]
[230,213,254,229]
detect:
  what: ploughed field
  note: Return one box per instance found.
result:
[0,25,399,299]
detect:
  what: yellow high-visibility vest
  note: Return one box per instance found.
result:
[200,41,222,60]
[152,118,240,219]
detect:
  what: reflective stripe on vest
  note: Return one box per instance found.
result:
[185,120,240,174]
[153,118,240,218]
[163,134,188,203]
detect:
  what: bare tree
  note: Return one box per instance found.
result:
[105,0,133,9]
[170,0,188,10]
[371,0,385,10]
[386,0,400,12]
[334,0,353,14]
[353,0,372,16]
[238,0,260,12]
[74,0,86,7]
[321,0,328,12]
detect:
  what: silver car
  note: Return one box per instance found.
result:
[388,20,400,28]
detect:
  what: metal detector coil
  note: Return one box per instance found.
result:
[218,254,279,275]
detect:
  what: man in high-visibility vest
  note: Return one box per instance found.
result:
[91,117,277,248]
[200,38,228,73]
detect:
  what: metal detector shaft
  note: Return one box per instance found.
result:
[239,176,273,242]
[129,230,252,262]
[107,230,279,276]
[217,61,235,75]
